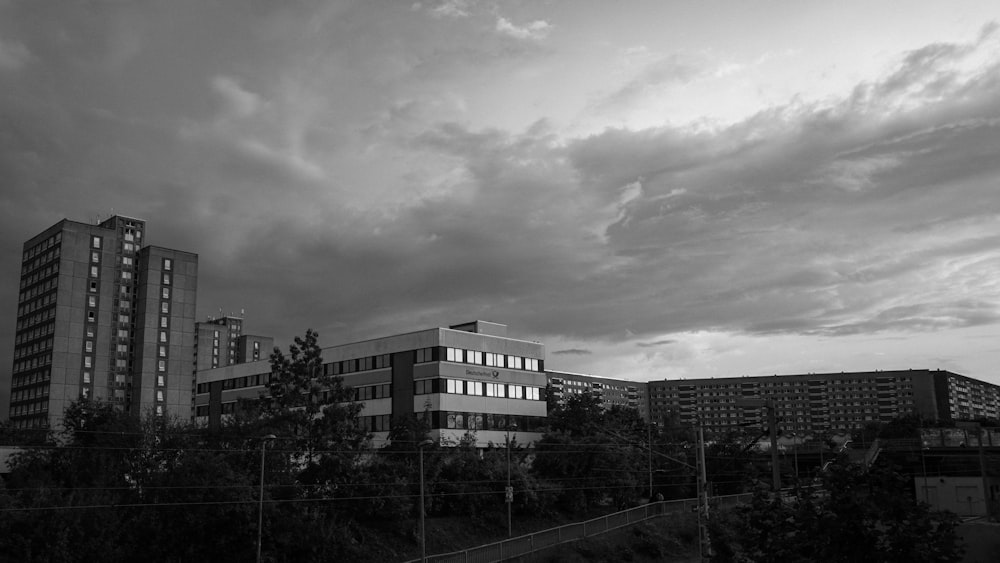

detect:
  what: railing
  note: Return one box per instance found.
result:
[406,493,751,563]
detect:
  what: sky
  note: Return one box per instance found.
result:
[3,1,1000,404]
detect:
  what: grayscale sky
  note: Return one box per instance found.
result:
[2,1,1000,388]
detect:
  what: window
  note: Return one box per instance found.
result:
[121,271,132,280]
[446,347,462,362]
[468,350,482,365]
[162,287,170,299]
[122,257,132,267]
[91,252,99,263]
[526,358,539,371]
[160,317,168,328]
[83,371,91,384]
[158,346,166,358]
[84,356,92,368]
[416,347,434,363]
[87,327,95,338]
[447,379,461,394]
[468,381,483,396]
[158,360,166,372]
[160,302,169,314]
[508,356,522,370]
[159,331,167,343]
[90,281,98,292]
[527,387,541,401]
[162,273,171,285]
[156,390,164,402]
[88,296,96,307]
[85,341,93,352]
[123,242,133,252]
[509,385,524,399]
[90,266,99,278]
[163,258,172,271]
[92,237,101,249]
[88,311,96,322]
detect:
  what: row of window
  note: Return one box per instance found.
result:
[355,383,391,401]
[10,385,49,403]
[217,372,273,391]
[427,411,545,433]
[18,262,58,291]
[20,246,60,277]
[10,368,51,389]
[14,320,56,347]
[9,400,49,417]
[414,378,544,401]
[444,347,541,371]
[13,336,53,359]
[359,414,391,432]
[16,291,57,318]
[323,354,392,376]
[18,278,57,305]
[7,416,48,428]
[12,353,52,374]
[22,231,61,264]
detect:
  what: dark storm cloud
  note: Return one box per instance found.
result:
[1,1,999,386]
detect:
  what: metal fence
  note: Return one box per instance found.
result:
[406,493,751,563]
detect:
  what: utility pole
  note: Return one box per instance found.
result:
[768,400,780,491]
[695,417,711,562]
[648,422,654,500]
[735,397,781,492]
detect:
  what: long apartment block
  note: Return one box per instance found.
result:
[647,369,1000,435]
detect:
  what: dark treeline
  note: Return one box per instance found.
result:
[0,330,969,562]
[0,331,702,562]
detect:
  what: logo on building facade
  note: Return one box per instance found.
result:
[466,368,500,379]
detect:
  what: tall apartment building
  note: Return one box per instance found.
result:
[647,369,1000,436]
[8,215,197,430]
[194,314,273,371]
[194,321,547,447]
[191,314,272,417]
[546,369,649,419]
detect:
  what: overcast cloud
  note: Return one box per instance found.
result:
[2,1,1000,408]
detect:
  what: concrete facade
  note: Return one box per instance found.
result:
[546,369,648,419]
[7,216,197,429]
[647,370,1000,436]
[194,321,547,447]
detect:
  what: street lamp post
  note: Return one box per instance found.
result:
[790,432,799,483]
[418,439,434,563]
[506,422,518,537]
[257,434,276,563]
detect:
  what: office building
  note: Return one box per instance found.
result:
[647,369,1000,436]
[546,369,648,419]
[194,321,547,446]
[8,215,197,429]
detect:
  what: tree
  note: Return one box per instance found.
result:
[712,461,964,563]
